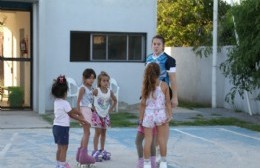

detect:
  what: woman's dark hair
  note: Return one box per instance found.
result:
[152,35,165,45]
[83,68,96,79]
[51,75,68,98]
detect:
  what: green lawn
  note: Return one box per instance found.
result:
[41,112,260,132]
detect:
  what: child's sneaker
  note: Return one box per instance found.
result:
[92,150,103,162]
[100,150,111,160]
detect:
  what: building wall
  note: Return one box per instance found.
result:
[165,47,260,114]
[38,0,157,111]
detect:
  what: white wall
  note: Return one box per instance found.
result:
[165,47,260,114]
[38,0,157,111]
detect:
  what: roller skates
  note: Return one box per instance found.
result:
[100,150,111,160]
[77,148,96,168]
[92,150,103,162]
[136,158,144,168]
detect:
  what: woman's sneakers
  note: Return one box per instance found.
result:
[92,150,103,162]
[159,161,167,168]
[144,161,151,168]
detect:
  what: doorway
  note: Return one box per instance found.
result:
[0,2,32,110]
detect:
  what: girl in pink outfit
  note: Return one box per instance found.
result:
[139,63,172,168]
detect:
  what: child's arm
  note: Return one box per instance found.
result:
[162,82,172,122]
[92,88,98,96]
[77,87,85,111]
[139,98,146,124]
[68,108,90,126]
[109,91,117,113]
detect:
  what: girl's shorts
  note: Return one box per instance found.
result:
[91,111,110,129]
[142,109,167,128]
[52,125,69,145]
[80,106,93,125]
[138,125,157,134]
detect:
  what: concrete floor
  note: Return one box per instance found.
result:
[0,110,260,168]
[0,127,260,168]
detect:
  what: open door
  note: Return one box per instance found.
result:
[0,2,32,110]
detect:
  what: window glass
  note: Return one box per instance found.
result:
[70,31,146,62]
[128,36,142,60]
[70,32,90,61]
[93,35,106,60]
[108,35,127,60]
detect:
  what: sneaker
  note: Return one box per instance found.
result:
[159,161,167,168]
[144,161,151,168]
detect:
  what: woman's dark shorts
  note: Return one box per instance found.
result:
[52,125,69,145]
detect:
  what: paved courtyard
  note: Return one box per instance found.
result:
[1,126,260,168]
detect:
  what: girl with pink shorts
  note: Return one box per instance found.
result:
[139,63,172,168]
[76,68,96,165]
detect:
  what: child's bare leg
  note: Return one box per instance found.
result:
[151,134,156,156]
[100,129,107,150]
[57,144,68,162]
[82,124,91,148]
[157,124,168,158]
[135,132,144,158]
[143,127,153,159]
[94,128,101,150]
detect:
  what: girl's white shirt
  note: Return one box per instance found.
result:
[94,87,111,118]
[53,98,72,127]
[79,85,94,107]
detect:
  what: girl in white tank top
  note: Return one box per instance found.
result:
[92,71,117,161]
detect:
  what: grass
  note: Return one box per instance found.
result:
[169,117,260,132]
[41,111,139,128]
[178,100,210,109]
[41,112,260,132]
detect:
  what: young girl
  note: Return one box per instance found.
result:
[91,71,117,161]
[139,63,172,168]
[76,69,96,165]
[51,75,88,168]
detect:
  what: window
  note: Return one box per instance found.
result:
[70,31,146,62]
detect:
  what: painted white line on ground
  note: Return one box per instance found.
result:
[173,128,215,144]
[219,128,260,141]
[0,132,18,158]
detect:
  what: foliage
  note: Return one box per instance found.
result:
[8,86,24,107]
[219,0,260,103]
[157,0,235,48]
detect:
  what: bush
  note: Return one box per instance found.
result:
[8,86,24,107]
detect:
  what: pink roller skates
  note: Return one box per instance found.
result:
[76,148,96,168]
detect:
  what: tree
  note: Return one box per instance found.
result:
[157,0,234,47]
[220,0,260,102]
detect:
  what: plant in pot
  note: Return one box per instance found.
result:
[8,86,24,108]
